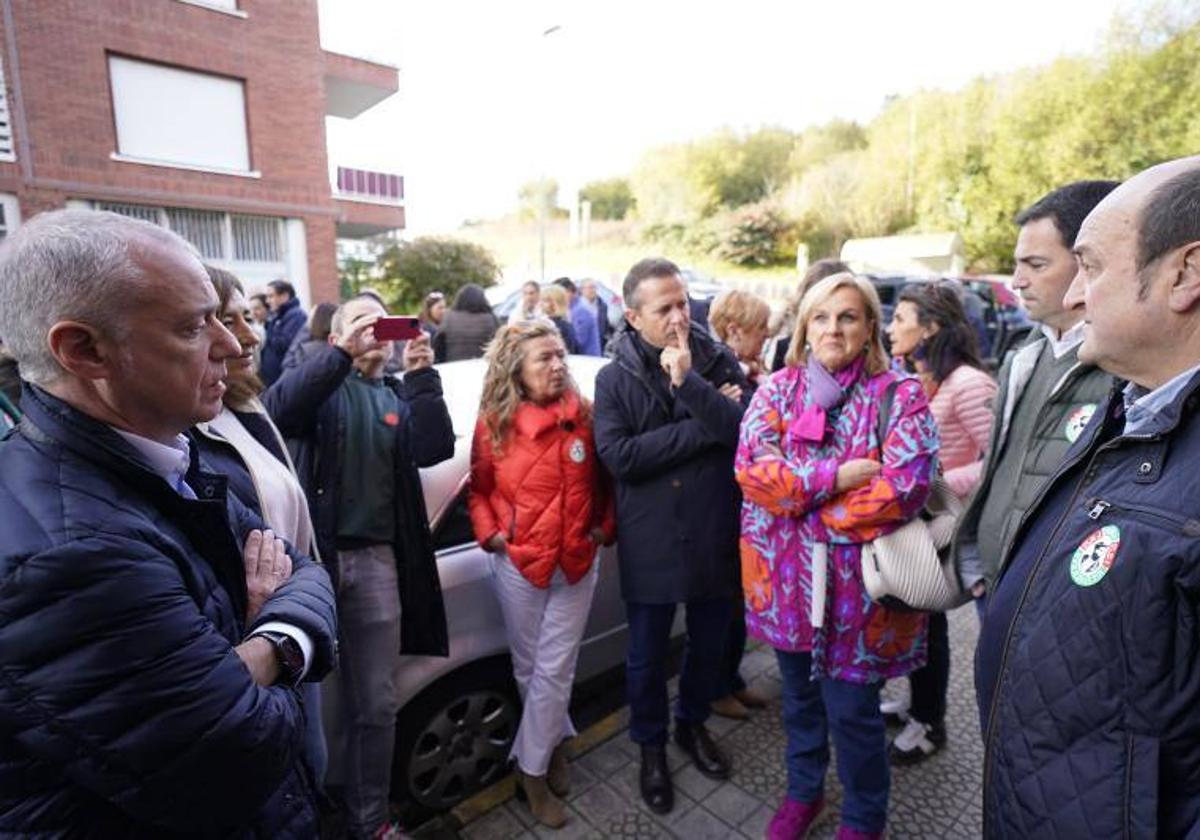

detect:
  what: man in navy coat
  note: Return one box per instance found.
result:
[977,157,1200,838]
[0,209,337,837]
[594,257,750,815]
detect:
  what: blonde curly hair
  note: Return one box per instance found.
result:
[478,320,587,453]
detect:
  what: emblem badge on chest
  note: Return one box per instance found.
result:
[1069,524,1121,587]
[569,438,586,463]
[1064,404,1097,443]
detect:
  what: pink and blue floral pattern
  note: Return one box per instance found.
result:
[736,365,940,683]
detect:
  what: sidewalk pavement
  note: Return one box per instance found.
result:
[435,603,983,839]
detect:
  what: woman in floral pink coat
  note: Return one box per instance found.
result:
[735,273,940,840]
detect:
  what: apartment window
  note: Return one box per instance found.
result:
[0,55,14,161]
[108,55,251,173]
[167,208,225,260]
[0,195,19,238]
[94,201,283,264]
[232,214,282,262]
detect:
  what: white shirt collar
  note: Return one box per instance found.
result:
[112,428,192,487]
[1039,321,1086,360]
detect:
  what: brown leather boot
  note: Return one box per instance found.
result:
[517,770,567,829]
[548,742,571,798]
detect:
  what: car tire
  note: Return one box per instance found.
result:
[392,656,520,822]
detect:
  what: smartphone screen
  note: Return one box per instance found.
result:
[373,316,423,341]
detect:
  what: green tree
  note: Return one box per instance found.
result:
[375,237,500,312]
[579,177,635,220]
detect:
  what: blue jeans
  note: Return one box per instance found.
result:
[626,598,733,746]
[775,650,889,834]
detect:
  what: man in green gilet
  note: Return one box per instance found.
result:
[953,180,1118,605]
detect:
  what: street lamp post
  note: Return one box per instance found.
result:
[538,24,561,283]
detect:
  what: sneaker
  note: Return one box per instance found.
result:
[767,795,825,840]
[879,696,909,727]
[890,718,945,765]
[372,820,409,840]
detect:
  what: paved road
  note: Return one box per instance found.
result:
[443,603,984,839]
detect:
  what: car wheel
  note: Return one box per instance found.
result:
[392,656,520,821]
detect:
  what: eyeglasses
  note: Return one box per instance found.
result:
[427,292,445,302]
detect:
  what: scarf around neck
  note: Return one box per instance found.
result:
[789,354,866,444]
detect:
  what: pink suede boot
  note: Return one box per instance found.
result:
[766,795,825,839]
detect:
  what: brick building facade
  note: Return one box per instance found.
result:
[0,0,404,304]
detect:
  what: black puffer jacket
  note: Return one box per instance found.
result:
[0,385,338,837]
[263,344,455,655]
[977,371,1200,838]
[593,326,750,603]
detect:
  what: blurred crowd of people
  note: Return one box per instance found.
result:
[1,154,1199,840]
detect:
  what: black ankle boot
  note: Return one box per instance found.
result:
[639,744,674,814]
[673,720,731,780]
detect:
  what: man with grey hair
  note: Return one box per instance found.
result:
[0,209,337,836]
[976,157,1200,837]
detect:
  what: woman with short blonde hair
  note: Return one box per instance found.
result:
[469,321,614,829]
[532,285,580,354]
[736,272,939,839]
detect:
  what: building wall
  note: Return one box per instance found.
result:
[0,0,358,303]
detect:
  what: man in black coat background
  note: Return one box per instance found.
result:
[594,257,751,815]
[0,209,337,837]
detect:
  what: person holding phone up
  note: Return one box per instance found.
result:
[263,292,455,840]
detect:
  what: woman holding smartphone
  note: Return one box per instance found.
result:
[468,321,615,829]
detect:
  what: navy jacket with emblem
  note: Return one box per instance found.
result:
[0,384,338,838]
[593,325,750,604]
[976,371,1200,838]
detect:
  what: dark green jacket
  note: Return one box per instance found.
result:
[953,331,1112,589]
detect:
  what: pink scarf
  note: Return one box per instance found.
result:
[788,355,866,444]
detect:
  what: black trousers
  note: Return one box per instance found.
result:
[908,610,949,726]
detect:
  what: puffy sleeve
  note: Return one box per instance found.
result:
[944,368,998,499]
[735,372,839,517]
[468,417,502,549]
[819,377,940,541]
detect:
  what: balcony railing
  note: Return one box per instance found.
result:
[334,166,404,205]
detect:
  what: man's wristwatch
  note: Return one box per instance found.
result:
[254,631,305,687]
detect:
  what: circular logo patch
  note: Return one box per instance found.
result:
[1064,404,1097,443]
[568,438,586,464]
[1070,524,1121,587]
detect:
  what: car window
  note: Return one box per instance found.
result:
[433,487,476,553]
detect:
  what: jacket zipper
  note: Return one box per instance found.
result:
[981,428,1161,833]
[1083,497,1200,535]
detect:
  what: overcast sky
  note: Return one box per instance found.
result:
[319,0,1138,235]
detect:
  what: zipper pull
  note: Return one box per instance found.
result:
[1087,499,1111,520]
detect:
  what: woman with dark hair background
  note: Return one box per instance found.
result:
[884,282,997,765]
[433,283,500,362]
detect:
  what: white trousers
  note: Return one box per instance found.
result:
[491,553,599,776]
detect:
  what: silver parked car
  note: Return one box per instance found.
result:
[325,355,642,820]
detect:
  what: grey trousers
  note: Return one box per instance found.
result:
[337,544,402,837]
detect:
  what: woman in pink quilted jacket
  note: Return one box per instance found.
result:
[885,282,997,765]
[736,273,940,840]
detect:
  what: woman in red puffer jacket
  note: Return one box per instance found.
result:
[468,320,614,829]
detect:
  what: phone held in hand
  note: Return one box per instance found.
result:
[373,316,423,341]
